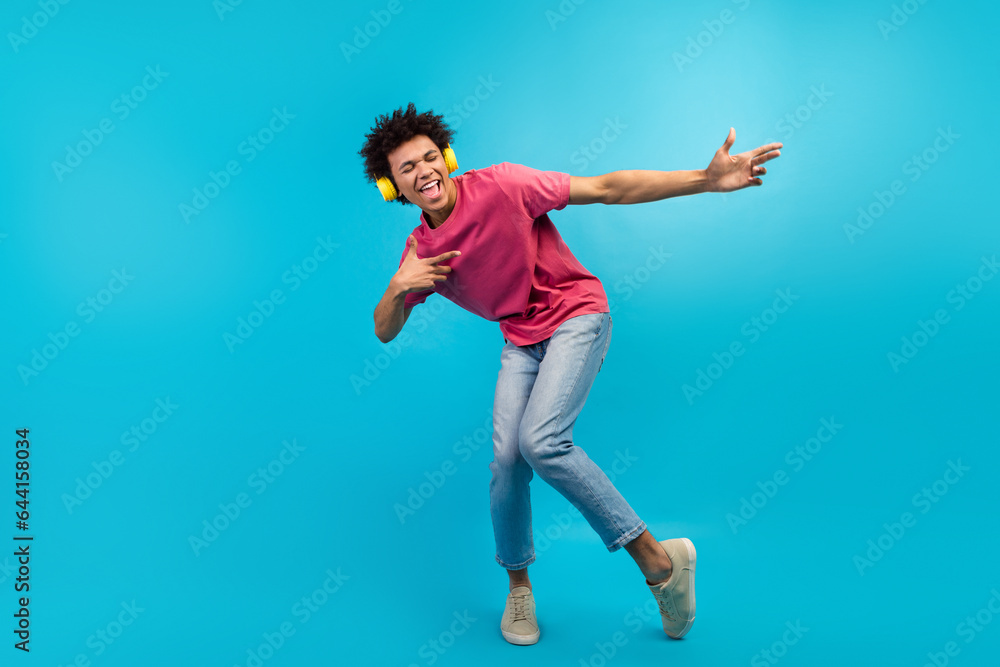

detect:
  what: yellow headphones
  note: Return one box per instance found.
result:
[376,144,458,202]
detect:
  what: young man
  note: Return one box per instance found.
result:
[363,103,781,645]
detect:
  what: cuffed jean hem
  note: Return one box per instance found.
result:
[605,520,647,553]
[496,553,536,571]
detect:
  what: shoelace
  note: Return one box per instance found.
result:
[510,593,530,622]
[652,588,675,621]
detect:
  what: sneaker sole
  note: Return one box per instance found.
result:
[501,628,540,645]
[668,537,696,639]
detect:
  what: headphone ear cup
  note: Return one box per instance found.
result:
[375,176,398,202]
[443,145,458,173]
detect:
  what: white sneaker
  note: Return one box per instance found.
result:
[501,586,539,645]
[647,537,696,639]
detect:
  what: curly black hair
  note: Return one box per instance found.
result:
[358,103,455,205]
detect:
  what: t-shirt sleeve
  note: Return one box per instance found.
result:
[397,241,433,308]
[493,162,571,220]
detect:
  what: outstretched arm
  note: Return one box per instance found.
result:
[569,128,782,205]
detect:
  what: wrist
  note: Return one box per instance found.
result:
[388,275,409,299]
[696,168,715,194]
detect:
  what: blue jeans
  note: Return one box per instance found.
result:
[489,311,647,570]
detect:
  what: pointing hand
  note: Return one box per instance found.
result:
[394,235,461,295]
[706,127,782,193]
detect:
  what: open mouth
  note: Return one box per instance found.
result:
[419,179,442,200]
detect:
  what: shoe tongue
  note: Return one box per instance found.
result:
[510,586,531,595]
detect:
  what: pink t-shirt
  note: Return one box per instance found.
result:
[397,162,609,346]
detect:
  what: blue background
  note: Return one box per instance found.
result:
[2,0,998,665]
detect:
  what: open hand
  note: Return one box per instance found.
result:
[706,128,782,193]
[393,235,461,294]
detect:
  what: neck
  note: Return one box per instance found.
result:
[425,180,457,228]
[427,211,448,229]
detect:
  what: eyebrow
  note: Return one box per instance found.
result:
[397,149,437,171]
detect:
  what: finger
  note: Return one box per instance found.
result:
[752,142,783,157]
[751,150,781,166]
[406,235,418,257]
[721,127,736,153]
[749,177,763,186]
[752,166,766,176]
[428,250,462,264]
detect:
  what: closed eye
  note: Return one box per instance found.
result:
[399,150,437,174]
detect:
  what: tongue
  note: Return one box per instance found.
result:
[423,181,441,198]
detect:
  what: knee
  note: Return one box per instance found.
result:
[491,434,526,473]
[517,421,554,467]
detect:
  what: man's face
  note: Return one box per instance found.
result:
[386,135,456,216]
